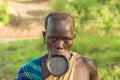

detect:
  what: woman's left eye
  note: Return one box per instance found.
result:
[64,38,71,42]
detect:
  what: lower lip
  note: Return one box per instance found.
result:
[56,52,63,55]
[51,52,63,56]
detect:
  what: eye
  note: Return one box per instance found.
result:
[49,37,57,41]
[52,37,57,41]
[64,38,72,42]
[47,35,58,41]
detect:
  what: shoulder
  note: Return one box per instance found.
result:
[75,53,97,71]
[22,57,42,71]
[25,57,41,66]
[74,53,92,65]
[15,57,43,80]
[75,53,98,80]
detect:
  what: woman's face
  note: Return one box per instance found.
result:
[45,17,75,59]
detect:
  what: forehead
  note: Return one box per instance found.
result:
[46,17,73,36]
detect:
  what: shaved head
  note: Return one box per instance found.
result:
[45,12,75,34]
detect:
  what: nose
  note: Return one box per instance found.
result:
[56,40,64,50]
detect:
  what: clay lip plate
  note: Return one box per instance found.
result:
[47,55,69,77]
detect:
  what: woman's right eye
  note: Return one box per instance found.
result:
[48,37,57,41]
[51,37,57,41]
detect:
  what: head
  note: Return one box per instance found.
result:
[43,12,76,59]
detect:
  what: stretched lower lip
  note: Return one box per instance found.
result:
[56,51,63,55]
[52,52,63,56]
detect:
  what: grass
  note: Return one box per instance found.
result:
[0,35,120,80]
[72,35,120,80]
[72,35,120,67]
[0,38,47,80]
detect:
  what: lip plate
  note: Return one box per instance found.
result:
[47,55,69,77]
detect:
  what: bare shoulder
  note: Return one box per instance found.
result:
[75,53,98,80]
[75,53,95,66]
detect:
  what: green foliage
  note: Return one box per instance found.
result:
[72,35,120,67]
[71,35,120,80]
[0,2,10,26]
[0,38,47,80]
[99,66,120,80]
[71,0,97,23]
[50,0,67,11]
[50,0,120,36]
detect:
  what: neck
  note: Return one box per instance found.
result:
[41,54,51,79]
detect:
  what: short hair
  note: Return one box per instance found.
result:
[45,12,75,30]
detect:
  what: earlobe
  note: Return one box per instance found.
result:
[42,31,46,38]
[42,31,46,44]
[73,33,76,39]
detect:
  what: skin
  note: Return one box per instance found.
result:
[41,16,98,80]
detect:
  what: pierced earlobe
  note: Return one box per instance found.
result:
[42,31,46,37]
[42,31,46,44]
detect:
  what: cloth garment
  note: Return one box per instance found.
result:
[46,52,76,80]
[15,52,76,80]
[15,57,43,80]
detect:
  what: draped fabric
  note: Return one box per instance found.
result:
[15,57,43,80]
[46,52,76,80]
[15,52,76,80]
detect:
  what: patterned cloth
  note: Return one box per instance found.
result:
[15,57,43,80]
[15,52,76,80]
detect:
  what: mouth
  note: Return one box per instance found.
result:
[49,49,69,58]
[50,50,63,55]
[56,49,64,53]
[49,51,65,58]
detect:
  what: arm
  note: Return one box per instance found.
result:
[86,58,98,80]
[75,54,98,80]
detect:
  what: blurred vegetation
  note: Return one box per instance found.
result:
[0,39,46,80]
[0,1,11,26]
[72,35,120,80]
[50,0,120,36]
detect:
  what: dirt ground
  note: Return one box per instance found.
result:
[0,0,50,41]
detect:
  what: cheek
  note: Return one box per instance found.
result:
[46,40,52,49]
[46,40,54,50]
[66,41,73,49]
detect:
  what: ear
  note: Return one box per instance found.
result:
[42,31,46,38]
[42,31,46,44]
[73,33,76,39]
